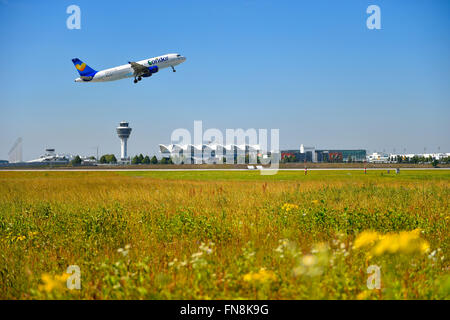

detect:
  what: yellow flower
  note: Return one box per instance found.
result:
[243,268,277,284]
[11,235,27,242]
[312,200,319,205]
[420,241,430,254]
[357,290,372,300]
[353,229,430,258]
[38,273,70,293]
[281,203,299,212]
[353,231,379,249]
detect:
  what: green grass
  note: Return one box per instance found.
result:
[0,170,448,299]
[119,169,450,181]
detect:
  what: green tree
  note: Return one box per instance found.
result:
[71,155,82,166]
[99,154,117,164]
[432,159,439,167]
[150,156,158,164]
[143,155,151,164]
[131,155,140,164]
[138,154,144,164]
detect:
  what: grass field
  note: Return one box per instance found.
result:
[0,170,448,299]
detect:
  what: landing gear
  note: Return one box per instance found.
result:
[171,65,176,72]
[138,76,142,81]
[133,79,138,84]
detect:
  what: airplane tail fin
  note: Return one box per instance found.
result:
[72,58,97,76]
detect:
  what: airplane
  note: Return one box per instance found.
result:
[72,53,186,84]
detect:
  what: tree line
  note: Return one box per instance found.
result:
[71,154,175,165]
[390,155,450,166]
[131,154,174,165]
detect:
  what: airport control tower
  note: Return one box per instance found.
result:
[116,121,132,160]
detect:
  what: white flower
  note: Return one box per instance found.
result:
[191,251,203,259]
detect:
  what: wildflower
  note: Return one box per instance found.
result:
[243,268,277,284]
[191,251,203,259]
[281,203,299,213]
[293,243,329,277]
[353,229,430,258]
[275,239,289,253]
[38,273,69,293]
[10,235,27,242]
[199,242,214,254]
[312,200,319,205]
[353,231,379,249]
[428,250,437,259]
[357,290,371,300]
[302,255,317,267]
[190,250,207,268]
[117,244,131,256]
[420,242,430,254]
[274,239,298,259]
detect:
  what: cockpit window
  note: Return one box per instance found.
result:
[177,54,181,57]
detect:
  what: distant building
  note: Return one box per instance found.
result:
[281,150,301,161]
[27,148,70,164]
[316,149,367,162]
[81,157,97,166]
[371,152,450,163]
[366,152,390,163]
[281,144,367,163]
[159,143,263,164]
[0,160,8,165]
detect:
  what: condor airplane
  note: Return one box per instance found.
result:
[72,53,186,84]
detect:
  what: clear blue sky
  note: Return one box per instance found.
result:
[1,0,449,160]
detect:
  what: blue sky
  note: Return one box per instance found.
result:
[1,0,449,160]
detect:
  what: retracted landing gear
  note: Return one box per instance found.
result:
[171,65,176,72]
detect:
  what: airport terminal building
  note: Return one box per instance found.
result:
[160,142,366,164]
[281,145,367,163]
[159,143,264,164]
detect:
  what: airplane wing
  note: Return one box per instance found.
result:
[128,61,150,76]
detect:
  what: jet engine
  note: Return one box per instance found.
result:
[142,66,159,77]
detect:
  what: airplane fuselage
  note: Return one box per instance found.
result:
[74,53,186,83]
